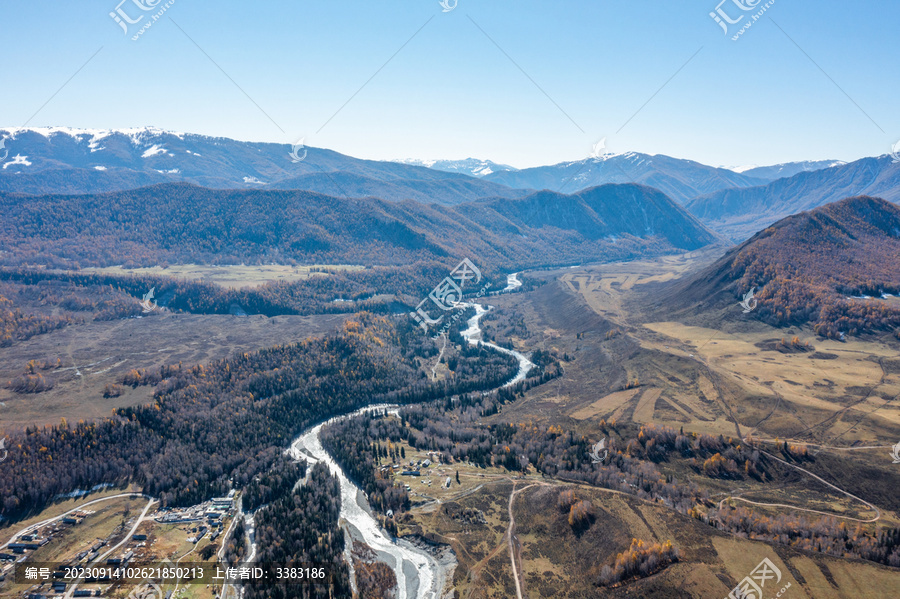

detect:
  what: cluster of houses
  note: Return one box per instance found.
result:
[11,493,238,598]
[2,512,89,564]
[386,452,455,491]
[155,491,234,544]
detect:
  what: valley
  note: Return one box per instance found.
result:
[356,251,900,597]
[4,2,899,596]
[2,127,900,599]
[2,239,898,598]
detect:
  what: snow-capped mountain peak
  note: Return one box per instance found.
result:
[392,157,517,178]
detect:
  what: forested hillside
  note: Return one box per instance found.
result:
[0,314,518,517]
[0,182,719,270]
[664,196,900,337]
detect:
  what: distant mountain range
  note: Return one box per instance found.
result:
[398,156,845,191]
[729,159,845,180]
[479,153,769,205]
[0,182,719,269]
[687,156,900,240]
[3,127,898,243]
[0,127,525,204]
[660,196,900,337]
[394,158,517,178]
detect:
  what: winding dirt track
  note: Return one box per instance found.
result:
[747,438,892,451]
[715,443,884,524]
[506,483,537,599]
[431,333,448,381]
[716,496,880,523]
[756,449,882,520]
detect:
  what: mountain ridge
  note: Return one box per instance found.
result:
[481,152,769,204]
[687,156,900,240]
[658,195,900,338]
[0,127,526,204]
[0,181,721,269]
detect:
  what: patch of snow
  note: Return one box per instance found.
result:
[243,176,266,184]
[52,482,114,500]
[93,165,107,171]
[393,158,438,168]
[156,168,180,174]
[88,131,111,152]
[141,144,167,158]
[2,155,31,169]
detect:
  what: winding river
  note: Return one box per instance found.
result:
[287,273,533,599]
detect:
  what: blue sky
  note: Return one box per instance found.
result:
[1,1,897,168]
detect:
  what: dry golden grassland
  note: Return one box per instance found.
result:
[79,263,364,289]
[533,251,900,448]
[410,471,900,598]
[643,322,900,444]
